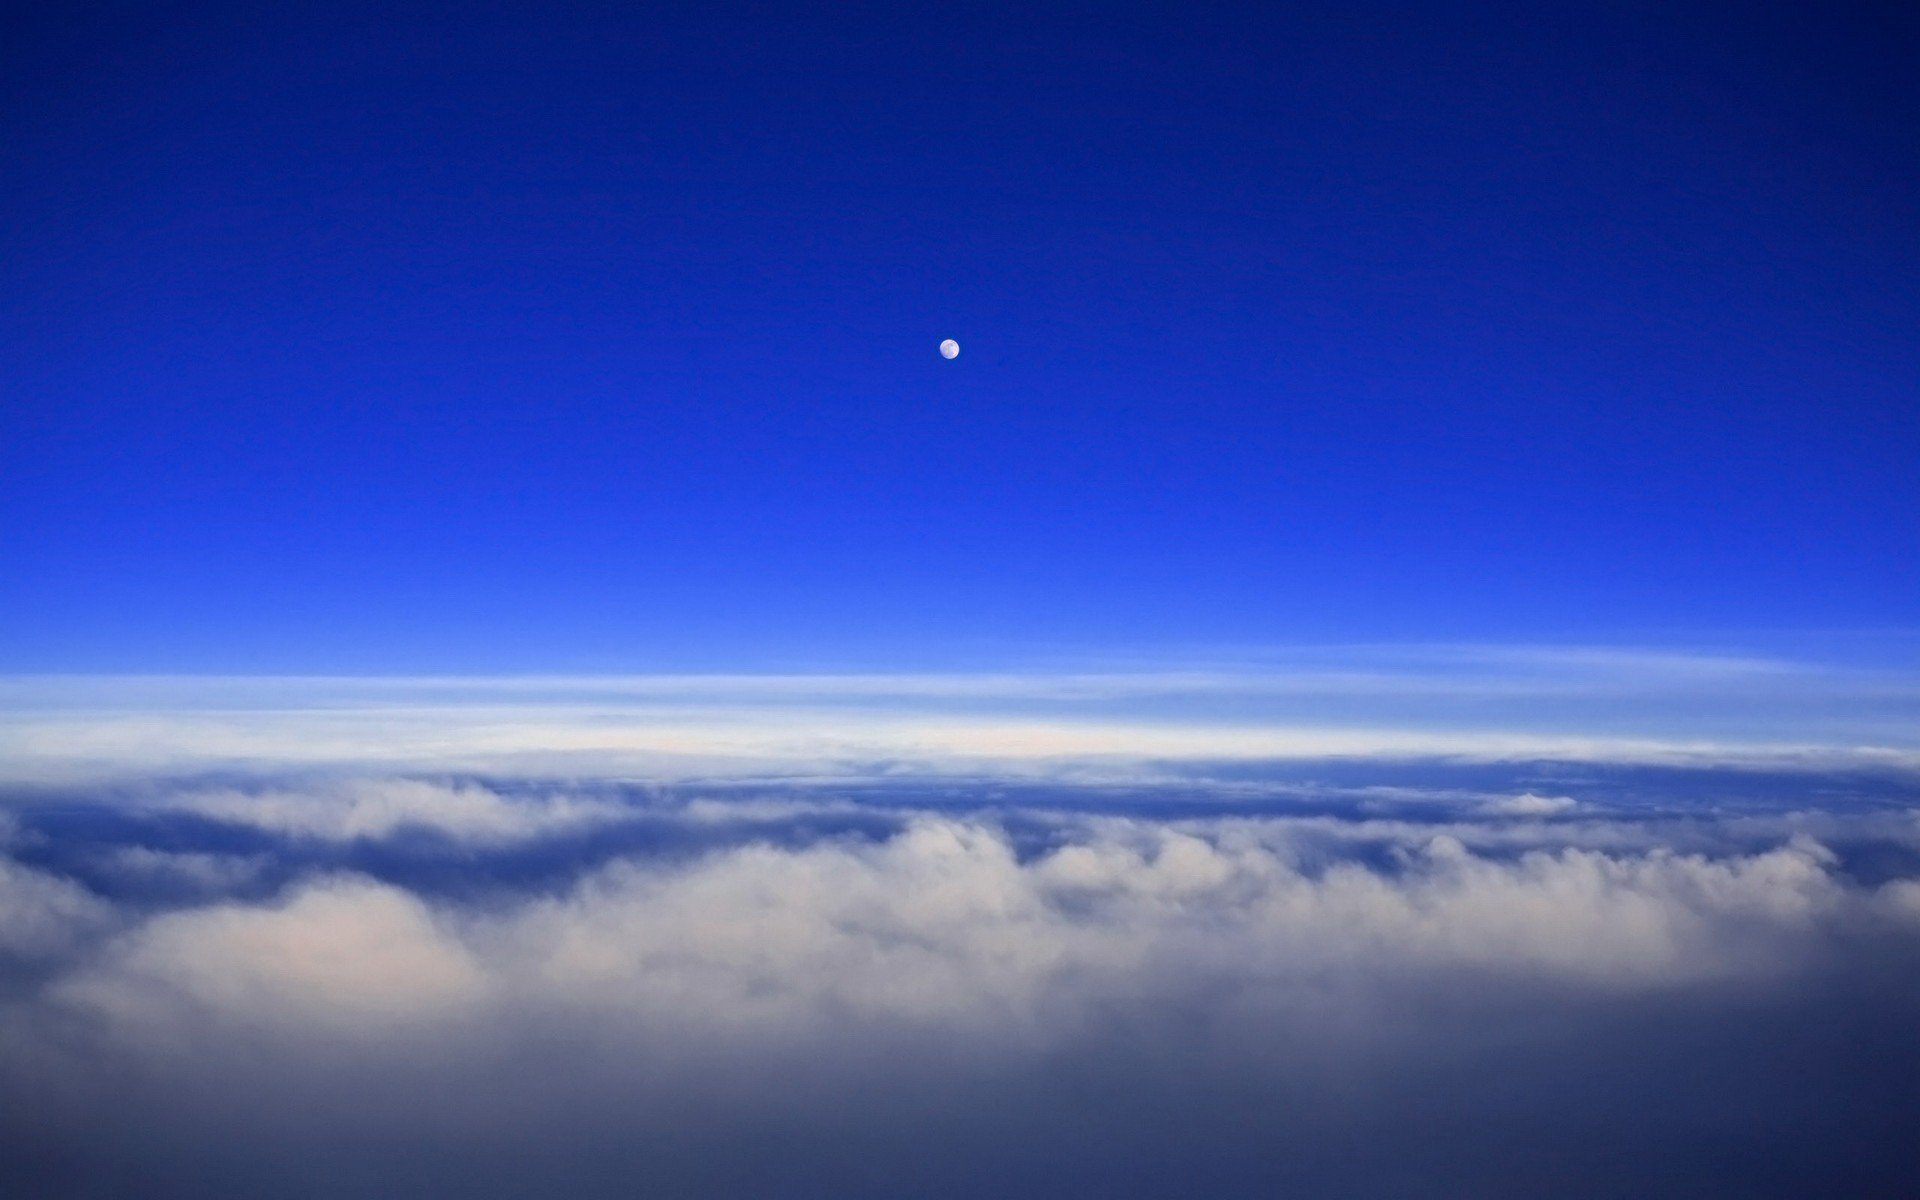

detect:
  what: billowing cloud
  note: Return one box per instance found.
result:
[2,768,1917,1197]
[1478,790,1581,815]
[161,778,630,843]
[63,875,486,1040]
[36,817,1872,1046]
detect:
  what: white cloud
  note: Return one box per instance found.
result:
[4,778,1917,1199]
[5,651,1919,784]
[4,704,1916,784]
[62,876,485,1042]
[34,816,1861,1059]
[164,778,630,843]
[1478,791,1581,816]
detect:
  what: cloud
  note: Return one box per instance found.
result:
[1478,791,1581,816]
[0,858,112,962]
[14,810,1877,1042]
[160,778,630,844]
[62,876,485,1042]
[5,651,1919,784]
[1,774,1917,1198]
[88,846,268,894]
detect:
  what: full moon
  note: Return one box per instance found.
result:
[939,339,960,359]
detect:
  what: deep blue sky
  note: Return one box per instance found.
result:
[3,1,1915,672]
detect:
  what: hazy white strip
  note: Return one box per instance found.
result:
[2,703,1916,783]
[4,647,1917,782]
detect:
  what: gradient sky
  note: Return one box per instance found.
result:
[4,1,1916,673]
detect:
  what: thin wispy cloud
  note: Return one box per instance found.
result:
[4,645,1917,784]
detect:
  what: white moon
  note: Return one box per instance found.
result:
[939,339,960,359]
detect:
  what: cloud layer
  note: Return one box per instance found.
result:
[3,766,1918,1197]
[6,649,1919,783]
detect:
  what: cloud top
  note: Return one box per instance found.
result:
[2,747,1917,1195]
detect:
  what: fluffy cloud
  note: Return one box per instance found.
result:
[1477,791,1580,815]
[19,813,1879,1046]
[62,876,486,1042]
[2,775,1917,1198]
[162,778,630,843]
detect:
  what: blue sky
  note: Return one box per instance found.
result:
[4,1,1915,673]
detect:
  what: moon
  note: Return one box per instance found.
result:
[939,339,960,359]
